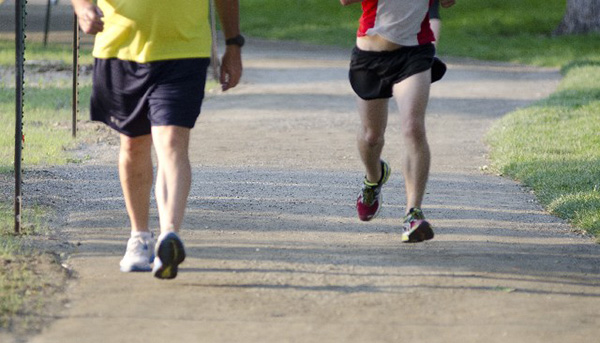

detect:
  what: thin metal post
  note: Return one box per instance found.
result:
[15,0,26,234]
[43,0,52,47]
[72,13,79,138]
[209,0,219,81]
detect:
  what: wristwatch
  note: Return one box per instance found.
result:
[225,34,245,48]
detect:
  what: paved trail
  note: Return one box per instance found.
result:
[4,4,600,342]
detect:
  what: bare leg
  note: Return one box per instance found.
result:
[356,97,389,183]
[392,70,431,213]
[430,18,441,46]
[118,134,153,233]
[151,125,191,234]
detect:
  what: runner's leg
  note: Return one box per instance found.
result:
[392,70,431,212]
[357,98,389,183]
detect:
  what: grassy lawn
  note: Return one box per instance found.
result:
[0,40,94,66]
[486,62,600,240]
[240,0,361,47]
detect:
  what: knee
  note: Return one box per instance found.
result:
[120,135,152,159]
[402,121,427,143]
[152,127,190,152]
[359,128,385,147]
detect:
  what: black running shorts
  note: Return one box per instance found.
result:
[91,58,210,137]
[349,43,439,100]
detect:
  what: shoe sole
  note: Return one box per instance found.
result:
[402,220,434,243]
[120,264,152,272]
[153,233,186,280]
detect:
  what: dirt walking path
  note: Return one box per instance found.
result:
[5,17,599,342]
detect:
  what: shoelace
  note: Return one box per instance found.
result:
[404,209,425,224]
[361,184,377,205]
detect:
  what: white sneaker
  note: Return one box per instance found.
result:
[119,233,156,272]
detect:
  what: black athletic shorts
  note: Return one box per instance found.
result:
[349,43,444,100]
[91,58,210,137]
[429,0,441,20]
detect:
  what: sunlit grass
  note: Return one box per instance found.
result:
[487,63,600,238]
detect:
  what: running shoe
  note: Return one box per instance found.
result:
[153,231,186,280]
[401,208,434,243]
[356,160,391,221]
[119,233,155,272]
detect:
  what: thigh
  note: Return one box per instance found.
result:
[392,70,431,127]
[151,126,191,158]
[357,97,390,136]
[148,58,210,130]
[91,58,153,137]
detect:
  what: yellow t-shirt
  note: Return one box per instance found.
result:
[93,0,211,63]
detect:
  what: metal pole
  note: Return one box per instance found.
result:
[15,0,26,235]
[72,13,79,138]
[209,0,219,81]
[43,0,52,47]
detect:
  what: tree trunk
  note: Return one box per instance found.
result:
[554,0,600,35]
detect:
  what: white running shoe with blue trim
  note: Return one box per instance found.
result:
[119,233,155,272]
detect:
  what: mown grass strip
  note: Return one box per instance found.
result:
[486,62,600,239]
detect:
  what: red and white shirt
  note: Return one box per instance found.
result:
[357,0,435,46]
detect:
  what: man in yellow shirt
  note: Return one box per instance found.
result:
[71,0,243,279]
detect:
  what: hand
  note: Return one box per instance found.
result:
[340,0,363,5]
[220,46,243,91]
[72,0,104,34]
[440,0,456,8]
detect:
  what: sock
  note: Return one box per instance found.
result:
[131,231,153,240]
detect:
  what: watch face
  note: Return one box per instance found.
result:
[227,35,245,47]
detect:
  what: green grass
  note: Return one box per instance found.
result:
[0,82,92,172]
[486,62,600,239]
[439,1,600,67]
[241,0,361,47]
[0,40,94,66]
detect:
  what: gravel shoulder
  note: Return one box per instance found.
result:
[2,16,600,343]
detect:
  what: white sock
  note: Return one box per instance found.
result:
[131,231,153,240]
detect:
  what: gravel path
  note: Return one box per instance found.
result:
[3,4,600,343]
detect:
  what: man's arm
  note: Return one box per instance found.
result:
[340,0,362,6]
[71,0,104,34]
[214,0,243,91]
